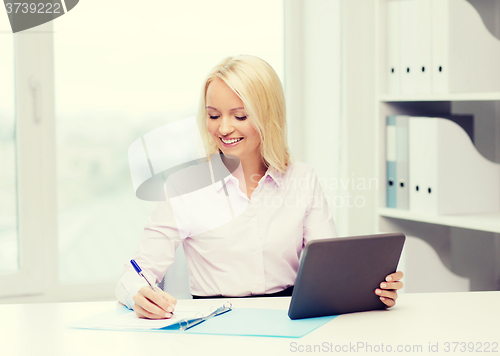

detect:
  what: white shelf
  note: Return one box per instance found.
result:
[378,208,500,234]
[380,92,500,102]
[375,0,500,236]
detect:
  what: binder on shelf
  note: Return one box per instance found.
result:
[430,0,449,93]
[408,117,500,215]
[396,116,409,210]
[387,0,500,94]
[385,115,410,210]
[415,0,432,94]
[387,0,401,94]
[386,116,397,208]
[386,0,431,94]
[431,0,500,93]
[385,114,473,210]
[399,0,417,94]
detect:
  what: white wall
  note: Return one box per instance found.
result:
[341,0,377,236]
[286,0,378,237]
[285,0,346,236]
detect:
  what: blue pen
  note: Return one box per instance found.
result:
[130,259,160,293]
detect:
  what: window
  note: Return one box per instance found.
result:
[0,34,17,273]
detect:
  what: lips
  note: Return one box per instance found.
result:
[220,137,243,143]
[220,137,244,147]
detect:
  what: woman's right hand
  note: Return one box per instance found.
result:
[132,286,177,319]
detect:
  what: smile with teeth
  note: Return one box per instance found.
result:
[220,137,244,144]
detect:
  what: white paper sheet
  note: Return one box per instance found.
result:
[93,304,214,330]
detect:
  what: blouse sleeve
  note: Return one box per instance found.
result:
[303,167,338,247]
[115,197,183,309]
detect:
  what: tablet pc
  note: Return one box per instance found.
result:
[288,232,405,320]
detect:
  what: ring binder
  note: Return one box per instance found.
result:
[69,301,233,331]
[179,302,233,331]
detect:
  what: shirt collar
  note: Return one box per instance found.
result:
[213,165,282,192]
[266,165,282,188]
[213,174,239,193]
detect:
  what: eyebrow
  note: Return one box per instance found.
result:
[205,106,245,112]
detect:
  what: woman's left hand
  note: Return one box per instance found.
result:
[374,271,404,307]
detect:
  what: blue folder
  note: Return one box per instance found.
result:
[386,116,397,208]
[396,115,409,210]
[70,306,338,338]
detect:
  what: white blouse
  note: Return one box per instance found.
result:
[116,161,337,309]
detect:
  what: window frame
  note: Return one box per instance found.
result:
[0,22,57,299]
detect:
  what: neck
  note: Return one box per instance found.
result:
[242,156,267,183]
[228,152,267,186]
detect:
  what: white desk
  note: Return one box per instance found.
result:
[1,292,499,356]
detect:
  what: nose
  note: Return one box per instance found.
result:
[218,115,234,136]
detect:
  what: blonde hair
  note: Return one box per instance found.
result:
[196,55,292,173]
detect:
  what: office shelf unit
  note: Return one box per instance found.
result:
[380,92,500,102]
[374,0,500,292]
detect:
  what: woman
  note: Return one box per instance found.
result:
[116,55,403,319]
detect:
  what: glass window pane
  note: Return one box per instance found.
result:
[0,34,18,273]
[54,0,283,284]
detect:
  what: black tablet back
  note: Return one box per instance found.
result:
[288,232,405,320]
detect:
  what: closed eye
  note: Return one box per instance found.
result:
[209,115,220,119]
[235,116,247,120]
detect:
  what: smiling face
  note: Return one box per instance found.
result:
[205,77,262,163]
